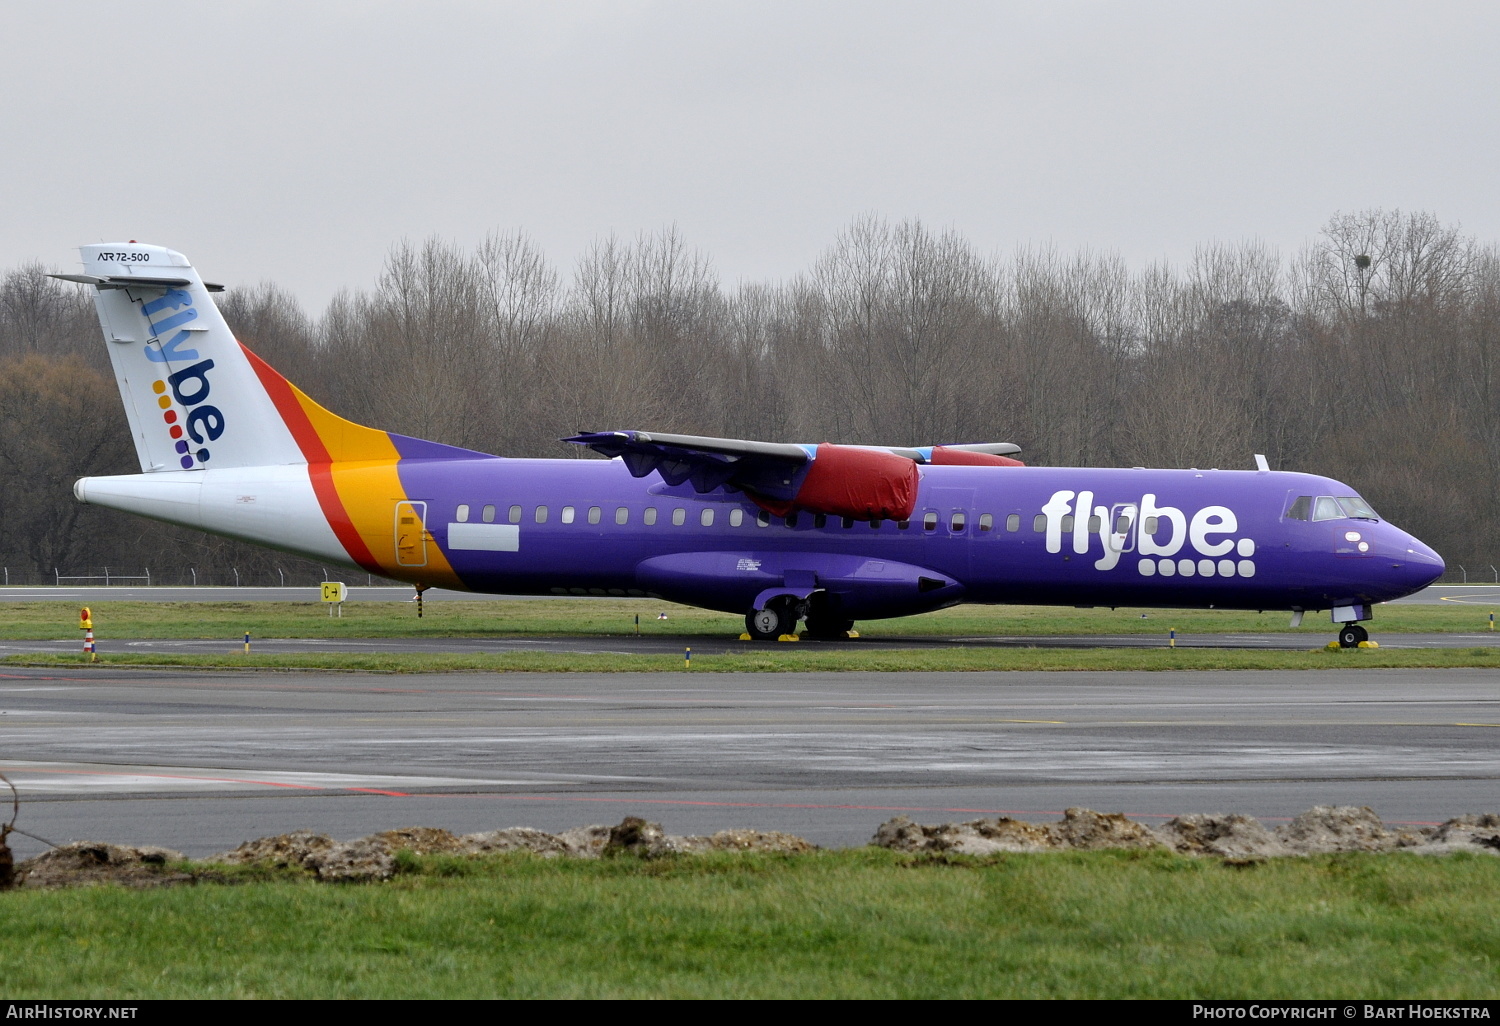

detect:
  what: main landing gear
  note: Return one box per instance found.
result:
[745,596,858,640]
[745,596,806,640]
[1337,623,1369,648]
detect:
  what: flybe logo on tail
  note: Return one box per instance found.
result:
[141,289,224,469]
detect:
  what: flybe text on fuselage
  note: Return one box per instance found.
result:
[140,288,223,469]
[1039,489,1257,579]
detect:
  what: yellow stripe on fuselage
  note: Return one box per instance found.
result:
[323,461,465,590]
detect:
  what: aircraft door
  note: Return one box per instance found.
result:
[395,501,428,567]
[1108,503,1139,552]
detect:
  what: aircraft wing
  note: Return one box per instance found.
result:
[565,431,1024,521]
[563,431,813,499]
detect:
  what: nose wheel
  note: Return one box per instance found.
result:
[1337,623,1369,648]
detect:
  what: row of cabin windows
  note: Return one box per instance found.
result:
[452,503,1162,536]
[450,504,1028,532]
[1028,514,1148,534]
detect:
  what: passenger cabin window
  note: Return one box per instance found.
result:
[1061,515,1074,532]
[1033,514,1046,532]
[951,512,966,532]
[1285,496,1312,521]
[1088,515,1102,533]
[700,508,714,527]
[979,514,994,532]
[842,517,854,529]
[616,507,629,525]
[1143,516,1158,534]
[644,507,658,525]
[587,506,601,525]
[672,508,686,526]
[786,513,799,528]
[1005,514,1019,532]
[897,520,910,530]
[757,510,771,527]
[483,504,497,523]
[730,509,743,527]
[1313,496,1343,521]
[923,512,938,531]
[561,506,575,524]
[534,505,549,524]
[456,504,470,523]
[813,513,827,529]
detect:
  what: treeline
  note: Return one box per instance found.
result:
[2,210,1497,577]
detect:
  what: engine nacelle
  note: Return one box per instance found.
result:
[748,443,919,521]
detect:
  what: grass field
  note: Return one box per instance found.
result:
[3,597,1498,640]
[4,598,1497,671]
[4,849,1499,998]
[10,645,1500,673]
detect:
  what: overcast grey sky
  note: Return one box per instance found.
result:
[3,1,1496,310]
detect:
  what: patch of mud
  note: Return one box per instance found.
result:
[16,841,188,889]
[871,806,1500,859]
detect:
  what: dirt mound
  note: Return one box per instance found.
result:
[199,818,817,879]
[872,809,1160,855]
[17,841,187,889]
[871,815,1058,855]
[210,830,338,869]
[869,806,1500,859]
[1157,814,1290,858]
[555,824,613,857]
[458,827,574,857]
[371,827,468,855]
[1054,808,1163,851]
[696,829,817,854]
[1406,813,1500,855]
[1273,805,1430,853]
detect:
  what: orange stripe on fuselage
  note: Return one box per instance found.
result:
[240,343,463,588]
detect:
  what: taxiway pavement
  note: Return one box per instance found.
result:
[2,666,1496,857]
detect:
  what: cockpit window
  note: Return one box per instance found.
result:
[1285,496,1311,521]
[1337,496,1379,520]
[1312,496,1343,521]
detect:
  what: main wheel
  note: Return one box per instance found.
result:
[746,603,794,641]
[1337,624,1369,648]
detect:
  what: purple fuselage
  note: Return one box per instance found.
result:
[393,458,1444,620]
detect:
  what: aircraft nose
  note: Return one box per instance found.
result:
[1391,531,1445,593]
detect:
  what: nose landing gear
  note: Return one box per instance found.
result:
[1337,623,1369,648]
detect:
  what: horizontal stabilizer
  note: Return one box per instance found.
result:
[50,273,224,292]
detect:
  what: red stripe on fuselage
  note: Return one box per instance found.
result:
[240,342,382,573]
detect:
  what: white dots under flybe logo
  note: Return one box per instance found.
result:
[1138,537,1257,579]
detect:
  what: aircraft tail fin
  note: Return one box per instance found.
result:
[61,242,488,472]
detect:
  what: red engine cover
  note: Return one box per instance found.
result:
[751,444,919,521]
[931,447,1025,467]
